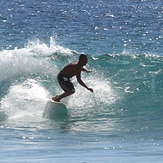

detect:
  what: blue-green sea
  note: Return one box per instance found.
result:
[0,0,163,162]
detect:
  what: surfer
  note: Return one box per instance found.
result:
[52,54,93,102]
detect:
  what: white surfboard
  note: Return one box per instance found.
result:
[48,99,67,107]
[43,99,68,120]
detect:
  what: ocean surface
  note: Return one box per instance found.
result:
[0,0,163,162]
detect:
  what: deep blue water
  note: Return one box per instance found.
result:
[0,0,163,162]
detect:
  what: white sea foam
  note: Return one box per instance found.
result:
[0,37,74,82]
[1,79,49,121]
[25,36,74,56]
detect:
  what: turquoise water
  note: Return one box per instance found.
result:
[0,0,163,162]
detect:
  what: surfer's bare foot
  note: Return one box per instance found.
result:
[52,96,60,102]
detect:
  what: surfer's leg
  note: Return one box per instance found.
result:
[52,95,59,101]
[52,74,75,101]
[52,90,75,102]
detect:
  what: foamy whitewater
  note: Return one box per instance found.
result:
[0,0,163,162]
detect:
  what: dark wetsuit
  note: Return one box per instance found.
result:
[57,74,75,92]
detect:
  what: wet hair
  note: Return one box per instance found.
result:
[79,54,87,61]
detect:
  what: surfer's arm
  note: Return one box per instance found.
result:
[76,73,93,92]
[81,67,92,73]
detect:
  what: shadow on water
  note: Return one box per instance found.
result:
[43,100,69,122]
[0,111,7,123]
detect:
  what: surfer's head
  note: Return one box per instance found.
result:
[79,54,88,66]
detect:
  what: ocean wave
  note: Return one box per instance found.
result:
[0,40,163,132]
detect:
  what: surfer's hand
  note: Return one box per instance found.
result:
[86,70,92,73]
[82,68,92,73]
[88,88,93,93]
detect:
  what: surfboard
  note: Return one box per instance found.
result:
[43,99,68,120]
[48,99,67,108]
